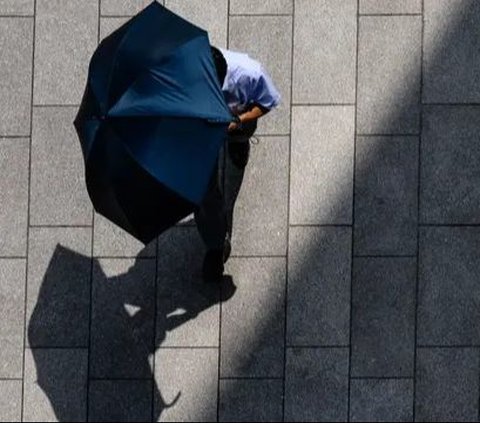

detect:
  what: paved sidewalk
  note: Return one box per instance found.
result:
[1,0,480,421]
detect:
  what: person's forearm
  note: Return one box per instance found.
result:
[238,105,265,123]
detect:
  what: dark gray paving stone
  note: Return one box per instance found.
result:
[351,258,416,377]
[360,0,421,14]
[230,0,292,14]
[284,347,349,422]
[415,347,479,422]
[354,136,418,255]
[0,380,22,422]
[101,0,154,16]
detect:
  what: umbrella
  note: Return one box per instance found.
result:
[74,1,232,245]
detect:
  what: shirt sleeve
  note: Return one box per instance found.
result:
[249,66,281,111]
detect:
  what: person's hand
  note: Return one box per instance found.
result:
[228,121,239,132]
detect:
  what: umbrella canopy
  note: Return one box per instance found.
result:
[74,1,232,244]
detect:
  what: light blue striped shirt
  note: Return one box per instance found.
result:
[219,48,281,115]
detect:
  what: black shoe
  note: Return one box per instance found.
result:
[202,249,224,283]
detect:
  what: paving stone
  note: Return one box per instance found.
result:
[290,106,355,224]
[415,347,479,422]
[229,16,291,135]
[0,17,33,135]
[417,227,480,345]
[30,107,91,225]
[420,106,480,224]
[284,347,349,422]
[100,16,130,40]
[221,257,285,378]
[34,0,98,105]
[0,380,22,423]
[0,0,34,15]
[154,348,218,422]
[360,0,421,14]
[89,380,153,422]
[26,227,91,348]
[292,0,356,104]
[357,16,422,134]
[350,379,413,422]
[90,258,156,378]
[23,348,88,422]
[287,227,351,346]
[219,379,283,422]
[229,0,292,15]
[351,258,416,377]
[0,259,26,378]
[0,139,29,256]
[424,0,480,103]
[101,0,156,16]
[354,136,418,255]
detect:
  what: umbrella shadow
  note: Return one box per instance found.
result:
[27,231,236,422]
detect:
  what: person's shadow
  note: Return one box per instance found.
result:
[27,227,236,422]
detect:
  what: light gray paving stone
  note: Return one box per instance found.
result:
[0,380,22,423]
[219,379,283,422]
[221,257,285,378]
[0,18,33,135]
[292,0,356,104]
[100,16,130,40]
[351,258,416,377]
[420,106,480,224]
[229,16,292,135]
[284,347,349,422]
[30,107,91,225]
[34,0,98,105]
[354,136,418,255]
[290,106,355,224]
[101,0,156,16]
[350,379,413,422]
[26,227,91,347]
[417,227,480,345]
[415,348,480,422]
[90,258,156,378]
[360,0,421,14]
[0,259,26,379]
[0,139,29,256]
[229,0,292,15]
[227,136,288,256]
[287,227,351,346]
[165,0,228,48]
[357,16,422,134]
[0,0,34,15]
[154,348,218,422]
[424,0,480,103]
[23,348,88,422]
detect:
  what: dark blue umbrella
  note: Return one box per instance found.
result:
[74,1,232,244]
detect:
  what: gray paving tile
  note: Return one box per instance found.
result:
[287,227,351,346]
[101,0,155,16]
[230,0,292,15]
[415,348,479,422]
[229,16,291,135]
[89,380,153,422]
[351,258,416,377]
[34,0,98,105]
[0,139,29,256]
[357,16,422,134]
[417,227,480,345]
[157,227,221,347]
[221,257,285,378]
[350,379,413,422]
[26,227,91,348]
[0,18,33,136]
[354,136,418,255]
[165,0,228,48]
[360,0,421,14]
[227,136,288,256]
[93,212,156,258]
[284,347,349,422]
[219,379,283,422]
[23,348,88,422]
[30,107,91,225]
[0,0,34,15]
[290,106,355,224]
[424,0,480,103]
[90,258,155,378]
[100,16,130,40]
[292,0,356,104]
[154,348,218,422]
[420,106,480,224]
[0,259,26,379]
[0,380,22,423]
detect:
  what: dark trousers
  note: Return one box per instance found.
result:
[194,119,257,250]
